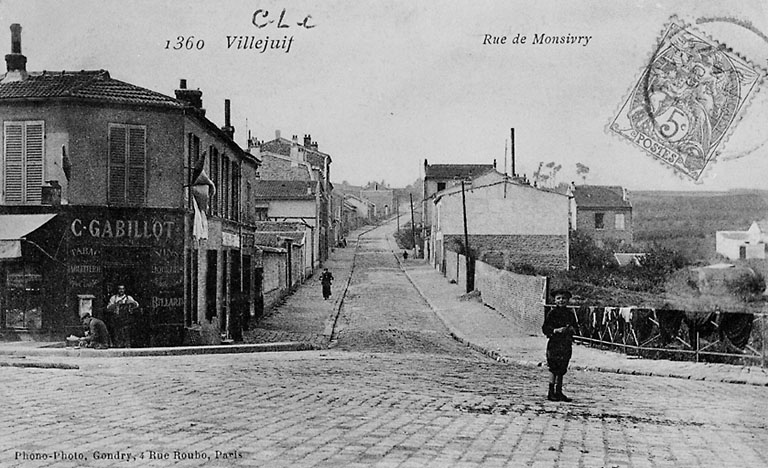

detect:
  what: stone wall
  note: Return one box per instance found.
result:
[474,261,546,335]
[444,234,567,271]
[442,248,546,335]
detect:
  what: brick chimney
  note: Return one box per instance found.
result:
[3,24,28,83]
[175,79,204,114]
[304,134,312,147]
[221,99,235,140]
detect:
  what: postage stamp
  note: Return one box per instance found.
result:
[610,19,763,181]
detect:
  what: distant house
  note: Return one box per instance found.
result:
[250,132,333,264]
[251,180,321,270]
[345,194,374,222]
[422,159,496,259]
[431,174,570,271]
[360,185,395,219]
[716,221,768,260]
[570,184,633,246]
[252,221,311,306]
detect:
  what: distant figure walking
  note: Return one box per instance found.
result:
[402,250,409,260]
[320,268,334,300]
[542,289,578,402]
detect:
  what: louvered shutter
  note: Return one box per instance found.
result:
[24,123,44,203]
[4,122,23,203]
[3,121,44,204]
[108,125,127,204]
[127,126,146,205]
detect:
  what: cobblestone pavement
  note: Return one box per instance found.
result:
[3,222,768,467]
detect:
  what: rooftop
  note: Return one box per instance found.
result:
[0,70,184,108]
[424,163,495,180]
[572,185,631,209]
[252,180,317,200]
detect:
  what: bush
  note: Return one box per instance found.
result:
[569,231,613,271]
[726,270,766,301]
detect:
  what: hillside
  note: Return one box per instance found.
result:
[631,189,768,262]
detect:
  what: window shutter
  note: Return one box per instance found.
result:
[127,126,146,205]
[4,122,23,203]
[24,123,44,203]
[108,125,127,204]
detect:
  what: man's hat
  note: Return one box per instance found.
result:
[550,288,572,299]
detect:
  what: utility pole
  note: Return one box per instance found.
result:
[461,180,472,293]
[396,193,400,233]
[409,193,416,255]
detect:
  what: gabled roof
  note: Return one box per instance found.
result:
[0,70,184,108]
[424,163,495,180]
[572,185,631,209]
[260,137,331,165]
[252,180,316,200]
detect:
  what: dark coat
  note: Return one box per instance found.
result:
[81,316,111,349]
[542,306,578,375]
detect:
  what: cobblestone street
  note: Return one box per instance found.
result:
[3,222,768,467]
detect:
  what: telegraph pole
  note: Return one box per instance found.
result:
[461,180,471,293]
[409,193,416,255]
[396,193,400,233]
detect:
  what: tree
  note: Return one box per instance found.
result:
[576,163,590,182]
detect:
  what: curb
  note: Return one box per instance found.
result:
[387,233,768,387]
[0,341,318,359]
[0,360,80,370]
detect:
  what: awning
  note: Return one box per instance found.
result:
[0,214,57,259]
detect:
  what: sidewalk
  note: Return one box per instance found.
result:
[396,249,768,387]
[0,225,374,362]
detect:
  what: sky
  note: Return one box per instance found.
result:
[1,0,767,191]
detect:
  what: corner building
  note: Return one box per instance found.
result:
[0,25,260,345]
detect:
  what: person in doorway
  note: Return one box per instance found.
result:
[542,288,578,402]
[79,313,111,349]
[320,268,334,300]
[106,285,139,347]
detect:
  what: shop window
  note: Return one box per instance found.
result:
[3,121,44,204]
[108,124,146,205]
[4,263,43,329]
[594,212,605,230]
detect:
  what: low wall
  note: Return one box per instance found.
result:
[475,261,546,335]
[442,249,546,335]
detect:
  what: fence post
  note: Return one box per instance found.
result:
[695,330,700,363]
[762,312,766,369]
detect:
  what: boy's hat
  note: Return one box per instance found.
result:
[550,289,572,299]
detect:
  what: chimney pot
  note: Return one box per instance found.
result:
[174,80,203,110]
[3,23,27,81]
[10,24,21,54]
[221,99,234,139]
[275,129,281,139]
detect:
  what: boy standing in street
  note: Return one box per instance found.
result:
[542,289,578,402]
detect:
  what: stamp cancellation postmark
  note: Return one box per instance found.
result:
[610,19,763,181]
